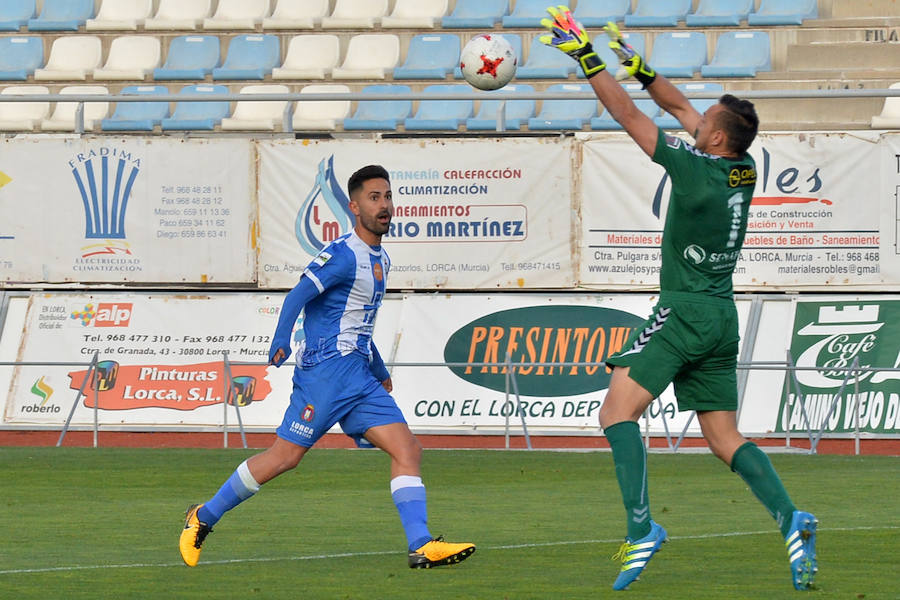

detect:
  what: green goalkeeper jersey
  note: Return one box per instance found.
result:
[651,129,757,299]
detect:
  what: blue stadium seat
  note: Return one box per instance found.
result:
[701,31,771,77]
[466,83,536,131]
[686,0,753,26]
[624,0,691,27]
[0,37,43,80]
[590,84,659,129]
[27,0,93,31]
[101,85,170,131]
[404,84,474,131]
[501,0,550,28]
[161,85,230,131]
[527,83,597,130]
[154,36,220,80]
[0,0,35,31]
[748,0,817,26]
[654,82,723,128]
[342,84,413,131]
[213,35,280,80]
[442,0,508,29]
[574,0,631,27]
[650,31,708,78]
[394,34,460,80]
[517,36,577,79]
[455,34,522,80]
[582,33,645,79]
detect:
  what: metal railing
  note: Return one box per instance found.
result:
[1,87,897,134]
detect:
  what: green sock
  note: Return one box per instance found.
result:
[731,442,797,537]
[605,421,652,541]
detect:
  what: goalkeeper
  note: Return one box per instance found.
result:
[540,6,818,592]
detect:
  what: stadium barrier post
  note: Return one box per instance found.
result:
[506,353,532,450]
[222,351,248,449]
[672,410,695,452]
[785,351,816,450]
[496,101,506,133]
[810,356,859,454]
[504,353,511,449]
[92,362,99,448]
[74,103,85,134]
[57,351,99,447]
[282,102,294,133]
[854,360,861,456]
[653,396,675,450]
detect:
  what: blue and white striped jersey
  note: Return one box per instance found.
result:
[269,230,390,376]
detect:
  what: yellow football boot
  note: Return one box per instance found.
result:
[179,504,213,567]
[408,536,476,568]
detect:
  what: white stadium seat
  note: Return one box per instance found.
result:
[263,0,328,30]
[321,0,388,29]
[86,0,152,31]
[34,36,102,80]
[292,84,351,131]
[331,34,399,80]
[382,0,448,29]
[41,85,110,131]
[144,0,211,31]
[272,35,340,80]
[93,36,161,81]
[203,0,269,30]
[220,84,290,131]
[0,85,50,131]
[871,82,900,129]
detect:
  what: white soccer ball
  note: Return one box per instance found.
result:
[459,34,517,91]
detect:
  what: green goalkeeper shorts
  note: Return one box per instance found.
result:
[605,291,740,412]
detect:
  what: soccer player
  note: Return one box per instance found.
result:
[179,165,475,570]
[539,7,818,592]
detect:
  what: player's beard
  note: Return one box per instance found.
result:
[362,210,392,237]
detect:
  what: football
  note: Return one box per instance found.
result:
[459,34,517,91]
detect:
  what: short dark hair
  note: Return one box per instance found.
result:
[348,165,390,197]
[717,94,759,155]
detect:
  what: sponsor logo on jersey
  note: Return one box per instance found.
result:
[373,262,383,282]
[312,251,332,267]
[728,166,757,188]
[683,244,707,265]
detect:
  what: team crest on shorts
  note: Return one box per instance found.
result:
[302,403,315,422]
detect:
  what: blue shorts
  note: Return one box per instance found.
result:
[276,352,406,448]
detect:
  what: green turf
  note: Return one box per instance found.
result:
[0,447,897,599]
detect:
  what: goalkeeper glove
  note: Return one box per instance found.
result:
[539,5,606,78]
[604,21,657,88]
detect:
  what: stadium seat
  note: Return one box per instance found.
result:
[203,0,268,30]
[0,85,49,131]
[272,35,340,81]
[161,84,230,131]
[573,0,631,26]
[321,0,388,29]
[582,33,645,79]
[527,83,598,130]
[0,37,43,81]
[517,35,577,79]
[748,0,817,26]
[404,84,474,131]
[93,36,161,81]
[40,85,109,131]
[220,84,289,131]
[871,82,900,129]
[382,0,448,29]
[654,82,723,128]
[591,83,660,129]
[101,85,170,131]
[442,0,508,29]
[27,0,93,31]
[465,83,536,130]
[34,36,102,80]
[154,36,219,81]
[0,0,35,31]
[650,32,708,78]
[291,84,351,131]
[455,34,522,79]
[342,84,412,131]
[331,34,399,80]
[393,34,460,80]
[213,35,280,80]
[701,31,771,77]
[145,0,211,30]
[686,0,753,26]
[502,0,552,27]
[625,0,691,27]
[263,0,328,29]
[86,0,152,31]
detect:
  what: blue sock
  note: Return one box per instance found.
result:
[198,460,260,526]
[391,475,431,551]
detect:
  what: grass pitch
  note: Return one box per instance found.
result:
[0,447,897,599]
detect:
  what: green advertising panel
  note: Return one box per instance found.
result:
[778,300,900,434]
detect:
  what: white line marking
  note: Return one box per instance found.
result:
[1,525,895,576]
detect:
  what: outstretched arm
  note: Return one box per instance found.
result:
[268,276,319,366]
